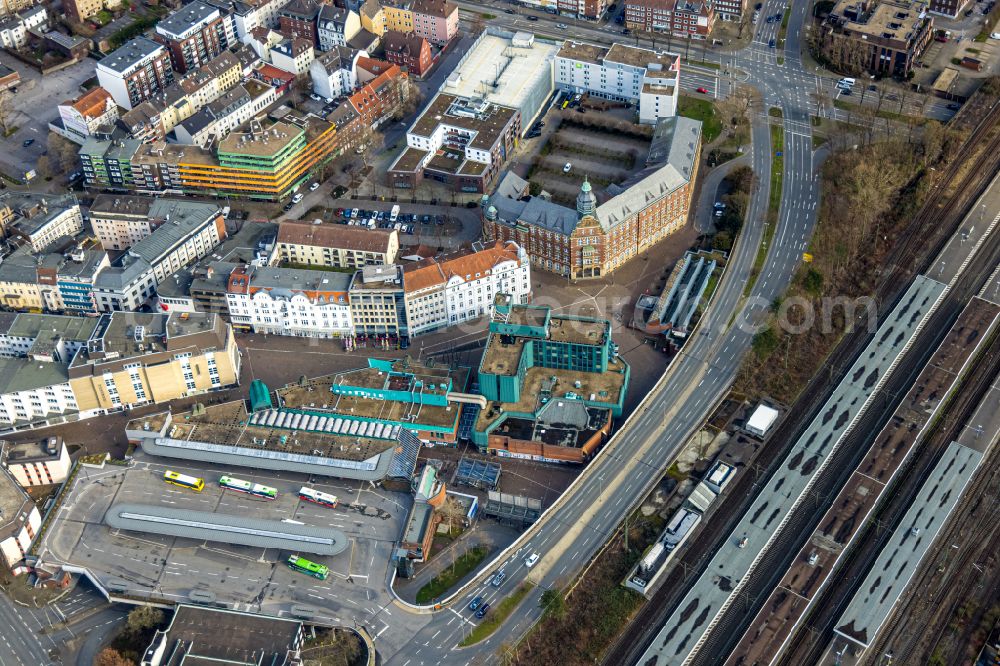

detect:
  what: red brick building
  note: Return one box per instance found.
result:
[382,30,433,76]
[153,0,236,73]
[348,63,408,129]
[278,0,321,47]
[625,0,715,37]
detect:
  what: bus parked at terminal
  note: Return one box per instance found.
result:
[298,487,339,508]
[163,471,205,492]
[219,475,278,500]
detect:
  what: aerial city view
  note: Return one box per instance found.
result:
[0,0,997,661]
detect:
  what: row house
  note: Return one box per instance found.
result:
[309,46,365,100]
[278,0,321,46]
[205,0,294,43]
[269,36,315,75]
[382,30,433,76]
[403,241,530,336]
[318,4,361,50]
[347,61,408,129]
[226,265,354,337]
[624,0,715,38]
[276,221,399,268]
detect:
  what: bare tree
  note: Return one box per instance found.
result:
[0,93,14,137]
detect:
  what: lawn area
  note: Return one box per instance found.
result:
[416,546,489,604]
[459,583,534,646]
[678,96,722,143]
[744,123,783,297]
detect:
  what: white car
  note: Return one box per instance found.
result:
[563,162,572,173]
[309,182,320,191]
[992,32,1000,39]
[291,193,304,204]
[524,553,539,568]
[556,22,567,28]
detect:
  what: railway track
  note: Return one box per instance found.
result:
[775,329,1000,666]
[602,92,1000,666]
[863,423,1000,664]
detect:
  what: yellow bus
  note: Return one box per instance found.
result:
[163,470,205,492]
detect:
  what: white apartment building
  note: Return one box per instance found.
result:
[1,193,84,253]
[209,0,293,43]
[0,465,40,569]
[310,47,364,100]
[403,241,531,336]
[555,41,680,123]
[0,359,78,425]
[226,265,354,337]
[92,199,225,312]
[270,38,315,76]
[54,88,120,145]
[89,194,163,250]
[0,314,99,362]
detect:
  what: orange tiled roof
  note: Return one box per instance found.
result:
[403,241,522,293]
[68,87,113,119]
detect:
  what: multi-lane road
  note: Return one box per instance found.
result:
[371,4,828,666]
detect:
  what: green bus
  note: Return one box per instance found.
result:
[286,554,329,580]
[219,475,278,500]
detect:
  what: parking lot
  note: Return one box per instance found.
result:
[39,452,410,633]
[291,201,474,251]
[523,113,652,206]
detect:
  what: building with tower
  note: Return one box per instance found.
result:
[482,116,701,279]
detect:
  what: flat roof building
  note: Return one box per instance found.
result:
[142,604,304,666]
[474,294,629,463]
[0,465,40,569]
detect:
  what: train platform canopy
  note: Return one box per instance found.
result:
[454,458,502,490]
[104,502,349,556]
[834,440,983,650]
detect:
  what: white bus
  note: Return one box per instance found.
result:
[298,486,339,508]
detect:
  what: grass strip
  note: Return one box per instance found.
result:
[744,123,784,297]
[415,546,488,604]
[678,96,722,143]
[459,583,534,646]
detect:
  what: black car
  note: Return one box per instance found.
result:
[768,38,775,47]
[754,2,762,8]
[22,138,34,147]
[505,8,514,13]
[283,202,294,211]
[622,28,631,34]
[475,603,491,619]
[947,103,961,110]
[526,14,538,21]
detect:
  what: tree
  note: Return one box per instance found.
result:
[95,648,134,666]
[126,606,164,634]
[48,132,80,175]
[539,588,566,619]
[0,92,13,137]
[35,155,53,179]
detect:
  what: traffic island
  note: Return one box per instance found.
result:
[458,583,534,646]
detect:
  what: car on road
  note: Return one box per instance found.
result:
[563,162,572,173]
[525,553,539,567]
[947,103,961,110]
[505,8,514,13]
[714,201,726,210]
[291,193,304,204]
[527,14,538,20]
[696,86,708,94]
[475,603,491,619]
[283,202,294,212]
[22,138,33,147]
[491,571,506,587]
[556,22,567,28]
[468,596,483,611]
[768,38,775,47]
[309,182,320,191]
[622,27,631,34]
[991,32,1000,39]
